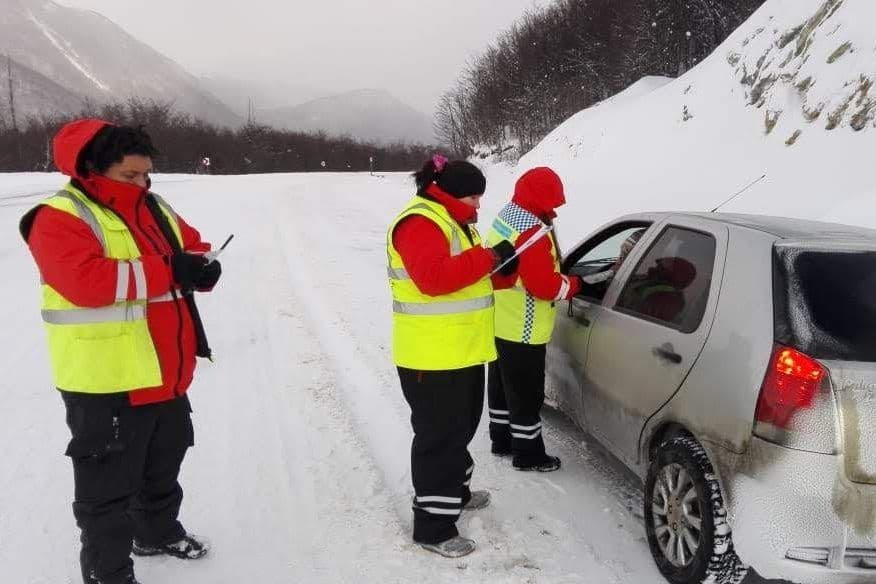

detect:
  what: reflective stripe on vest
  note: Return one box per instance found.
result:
[151,193,179,222]
[403,202,463,256]
[386,202,463,284]
[387,266,409,280]
[387,196,496,370]
[41,291,180,325]
[42,304,146,325]
[393,295,494,316]
[52,191,107,250]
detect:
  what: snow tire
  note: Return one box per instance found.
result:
[644,436,748,584]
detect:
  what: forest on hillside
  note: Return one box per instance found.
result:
[435,0,765,156]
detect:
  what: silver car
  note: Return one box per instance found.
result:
[546,212,876,584]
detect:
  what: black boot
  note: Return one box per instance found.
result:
[491,441,512,456]
[132,533,209,560]
[513,454,561,472]
[85,569,141,584]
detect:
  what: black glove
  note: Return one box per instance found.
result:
[171,252,208,289]
[194,260,222,290]
[491,240,518,276]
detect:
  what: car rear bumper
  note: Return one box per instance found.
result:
[720,437,876,584]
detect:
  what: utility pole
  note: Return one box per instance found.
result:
[43,137,52,171]
[6,55,17,132]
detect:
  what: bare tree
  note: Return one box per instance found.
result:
[0,99,444,173]
[434,0,764,158]
[6,55,17,132]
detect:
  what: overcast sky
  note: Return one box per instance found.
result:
[57,0,552,115]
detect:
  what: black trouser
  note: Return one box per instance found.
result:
[488,338,548,463]
[62,392,195,584]
[399,365,484,544]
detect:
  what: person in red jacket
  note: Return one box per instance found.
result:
[20,120,219,584]
[487,168,583,472]
[389,156,517,558]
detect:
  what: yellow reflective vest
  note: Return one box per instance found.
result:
[487,202,560,345]
[32,183,183,393]
[387,196,496,370]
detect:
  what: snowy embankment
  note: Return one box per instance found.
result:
[481,0,876,248]
[0,172,666,584]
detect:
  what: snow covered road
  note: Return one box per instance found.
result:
[0,172,781,583]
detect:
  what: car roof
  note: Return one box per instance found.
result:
[617,211,876,240]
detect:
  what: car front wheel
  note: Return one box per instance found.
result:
[644,436,748,584]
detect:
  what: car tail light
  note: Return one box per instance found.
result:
[755,345,826,429]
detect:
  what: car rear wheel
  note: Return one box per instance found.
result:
[644,436,748,584]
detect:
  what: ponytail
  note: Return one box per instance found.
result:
[413,154,449,193]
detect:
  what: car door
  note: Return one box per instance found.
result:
[582,219,728,466]
[547,219,659,431]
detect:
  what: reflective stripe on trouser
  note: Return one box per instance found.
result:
[399,365,484,544]
[487,340,548,459]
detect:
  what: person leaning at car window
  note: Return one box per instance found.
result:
[386,155,518,558]
[485,167,584,472]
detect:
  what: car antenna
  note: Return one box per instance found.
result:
[710,173,767,213]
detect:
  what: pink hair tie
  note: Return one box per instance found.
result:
[432,154,448,173]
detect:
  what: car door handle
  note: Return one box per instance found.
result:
[653,343,682,365]
[567,301,590,327]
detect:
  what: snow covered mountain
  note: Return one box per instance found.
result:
[0,55,85,122]
[0,0,240,126]
[258,89,437,145]
[199,75,326,119]
[487,0,876,243]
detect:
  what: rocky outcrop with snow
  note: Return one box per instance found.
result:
[733,0,876,139]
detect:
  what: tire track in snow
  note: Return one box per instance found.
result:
[139,194,418,583]
[275,219,414,517]
[272,179,660,583]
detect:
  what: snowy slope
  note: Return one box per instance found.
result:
[483,0,876,249]
[0,171,671,584]
[0,56,85,120]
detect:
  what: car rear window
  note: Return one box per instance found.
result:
[774,247,876,362]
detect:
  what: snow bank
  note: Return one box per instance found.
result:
[483,0,876,249]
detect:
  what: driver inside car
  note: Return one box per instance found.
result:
[578,228,647,295]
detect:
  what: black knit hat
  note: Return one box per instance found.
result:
[413,156,486,198]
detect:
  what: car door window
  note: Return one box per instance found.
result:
[615,226,716,333]
[564,223,651,304]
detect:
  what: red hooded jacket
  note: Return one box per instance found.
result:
[512,167,581,301]
[21,119,212,406]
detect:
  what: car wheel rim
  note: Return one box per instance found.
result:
[652,462,702,568]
